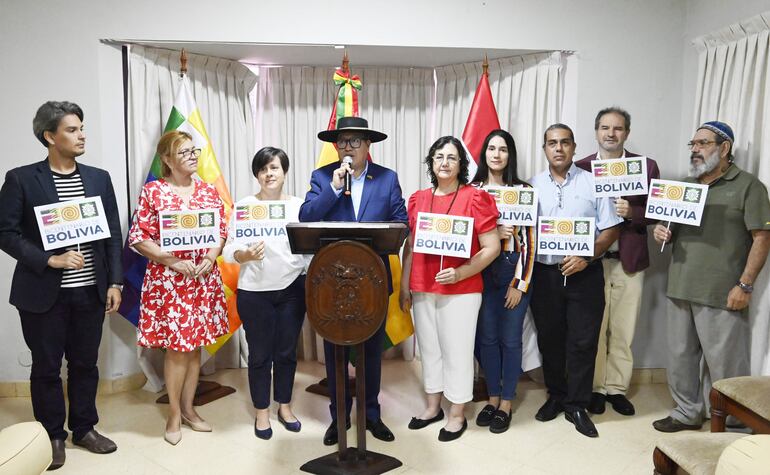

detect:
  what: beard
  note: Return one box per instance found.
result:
[688,149,721,177]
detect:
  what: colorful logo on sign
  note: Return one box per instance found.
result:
[235,204,285,221]
[161,212,215,230]
[39,200,99,226]
[651,183,700,202]
[488,189,534,206]
[540,219,590,235]
[418,216,469,235]
[593,164,608,177]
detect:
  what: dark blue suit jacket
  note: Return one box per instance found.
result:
[299,161,407,290]
[0,159,123,313]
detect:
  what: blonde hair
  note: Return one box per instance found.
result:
[156,130,193,178]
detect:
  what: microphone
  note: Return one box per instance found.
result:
[343,156,353,196]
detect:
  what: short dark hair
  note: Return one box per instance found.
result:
[33,101,84,148]
[424,136,469,188]
[471,129,527,186]
[594,107,631,131]
[543,123,575,145]
[251,146,290,178]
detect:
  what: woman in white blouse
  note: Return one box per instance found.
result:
[222,147,308,440]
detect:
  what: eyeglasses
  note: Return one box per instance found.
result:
[432,156,459,164]
[177,148,202,158]
[687,140,717,150]
[336,138,363,149]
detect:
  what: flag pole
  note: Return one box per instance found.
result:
[482,53,489,76]
[180,48,187,77]
[341,50,349,74]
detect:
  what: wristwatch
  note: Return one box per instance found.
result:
[736,281,753,293]
[110,284,124,292]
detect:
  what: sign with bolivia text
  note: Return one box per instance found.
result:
[34,196,111,251]
[413,212,474,258]
[484,186,538,226]
[537,216,595,256]
[644,179,708,226]
[159,208,220,251]
[591,157,648,197]
[232,201,289,244]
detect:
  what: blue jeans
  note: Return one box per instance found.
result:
[237,275,306,409]
[476,252,531,400]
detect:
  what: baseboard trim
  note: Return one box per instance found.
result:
[0,373,147,398]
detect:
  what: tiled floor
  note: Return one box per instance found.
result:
[0,360,699,474]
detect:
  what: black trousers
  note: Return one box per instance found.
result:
[530,262,605,412]
[236,275,307,410]
[324,320,386,422]
[18,286,105,441]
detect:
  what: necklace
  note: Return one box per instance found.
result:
[430,182,461,214]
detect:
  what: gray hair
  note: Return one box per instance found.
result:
[32,101,84,148]
[594,106,631,131]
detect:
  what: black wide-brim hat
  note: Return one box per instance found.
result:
[317,116,388,143]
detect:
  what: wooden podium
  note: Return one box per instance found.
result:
[287,222,407,475]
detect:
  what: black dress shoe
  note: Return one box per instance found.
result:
[535,398,564,422]
[48,439,65,471]
[565,410,598,438]
[366,418,395,442]
[588,392,606,415]
[606,394,635,416]
[408,408,444,430]
[652,416,701,433]
[489,410,512,434]
[475,404,496,427]
[323,420,351,446]
[73,430,117,454]
[438,418,467,442]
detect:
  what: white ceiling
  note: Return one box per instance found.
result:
[112,40,542,68]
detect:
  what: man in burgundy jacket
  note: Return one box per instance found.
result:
[575,107,660,416]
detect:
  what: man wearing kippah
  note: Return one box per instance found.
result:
[652,121,770,432]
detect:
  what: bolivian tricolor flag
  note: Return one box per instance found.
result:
[119,75,240,356]
[316,67,413,349]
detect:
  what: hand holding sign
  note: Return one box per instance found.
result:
[435,266,461,285]
[235,242,265,263]
[47,250,85,270]
[560,255,588,276]
[496,224,514,240]
[614,198,631,219]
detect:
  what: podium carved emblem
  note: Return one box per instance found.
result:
[306,241,388,345]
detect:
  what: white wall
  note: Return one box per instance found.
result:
[1,0,756,381]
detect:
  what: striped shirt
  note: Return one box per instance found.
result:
[52,169,96,287]
[473,182,535,292]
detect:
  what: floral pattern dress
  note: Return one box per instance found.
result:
[128,179,228,352]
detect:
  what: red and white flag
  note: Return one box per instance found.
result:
[461,71,500,180]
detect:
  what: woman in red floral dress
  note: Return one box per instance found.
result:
[128,130,228,445]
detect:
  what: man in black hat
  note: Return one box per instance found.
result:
[300,116,407,445]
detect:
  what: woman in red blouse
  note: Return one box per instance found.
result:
[400,136,500,441]
[128,131,228,445]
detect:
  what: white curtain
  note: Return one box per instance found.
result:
[255,65,434,363]
[127,45,258,388]
[691,11,770,375]
[254,53,566,369]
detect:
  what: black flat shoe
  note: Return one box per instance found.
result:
[48,439,65,471]
[652,416,701,433]
[323,419,351,446]
[606,394,635,416]
[475,404,496,427]
[366,418,395,442]
[535,398,564,422]
[438,418,467,442]
[277,412,302,432]
[489,410,512,434]
[588,392,606,415]
[254,418,272,440]
[408,408,445,430]
[565,410,598,438]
